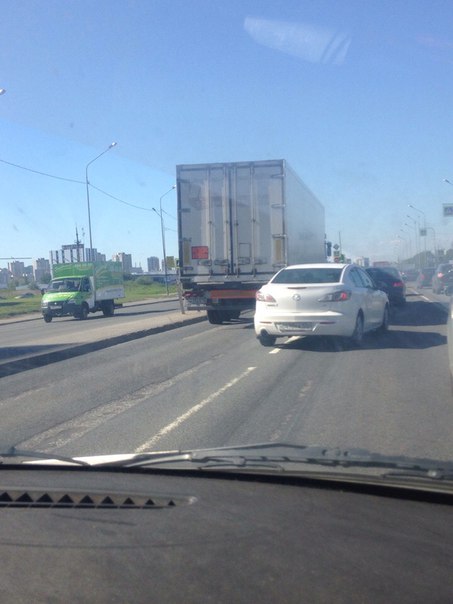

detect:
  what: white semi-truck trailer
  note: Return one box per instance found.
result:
[177,160,326,324]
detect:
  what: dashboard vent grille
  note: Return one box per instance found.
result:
[0,489,194,509]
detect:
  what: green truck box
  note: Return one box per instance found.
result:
[41,262,125,323]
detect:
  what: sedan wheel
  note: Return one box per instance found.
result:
[378,305,389,333]
[258,333,277,347]
[350,313,364,346]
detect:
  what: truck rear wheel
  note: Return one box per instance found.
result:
[102,300,115,317]
[207,310,224,324]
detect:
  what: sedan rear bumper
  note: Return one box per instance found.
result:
[254,311,356,338]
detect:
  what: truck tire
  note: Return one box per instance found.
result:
[78,303,89,320]
[43,314,52,323]
[207,310,223,324]
[102,300,115,317]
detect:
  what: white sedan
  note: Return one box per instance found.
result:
[254,263,389,347]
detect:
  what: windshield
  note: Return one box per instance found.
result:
[48,279,81,292]
[1,0,453,482]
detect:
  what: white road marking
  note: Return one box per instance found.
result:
[285,336,302,344]
[269,348,280,354]
[18,358,216,452]
[135,366,257,452]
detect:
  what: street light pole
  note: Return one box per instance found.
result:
[405,216,420,268]
[85,142,117,258]
[153,185,176,295]
[408,204,427,267]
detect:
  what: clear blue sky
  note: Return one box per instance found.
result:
[1,0,453,269]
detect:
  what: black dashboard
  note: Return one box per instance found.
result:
[1,468,452,603]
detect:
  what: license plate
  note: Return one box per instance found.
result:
[51,304,63,309]
[186,297,206,307]
[277,322,313,332]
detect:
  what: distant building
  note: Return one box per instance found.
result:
[132,266,143,274]
[0,268,10,289]
[85,248,106,262]
[112,252,133,274]
[147,256,160,272]
[50,243,84,266]
[24,265,33,278]
[8,261,25,278]
[50,243,105,266]
[33,258,50,282]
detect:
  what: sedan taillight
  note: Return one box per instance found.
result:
[393,281,404,287]
[256,291,276,303]
[318,290,351,302]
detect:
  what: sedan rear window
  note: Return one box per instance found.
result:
[367,268,400,280]
[271,268,342,284]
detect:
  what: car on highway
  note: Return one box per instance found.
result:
[401,269,419,282]
[365,266,406,306]
[254,263,389,346]
[431,263,453,294]
[416,267,436,289]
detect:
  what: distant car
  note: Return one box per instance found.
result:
[431,263,453,294]
[365,267,406,306]
[401,270,418,282]
[254,263,389,347]
[14,292,35,298]
[416,267,435,289]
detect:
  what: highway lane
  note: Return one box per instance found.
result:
[1,292,452,464]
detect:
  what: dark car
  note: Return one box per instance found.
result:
[401,269,418,282]
[431,263,453,294]
[365,267,406,306]
[416,267,435,289]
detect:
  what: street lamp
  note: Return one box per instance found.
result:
[0,89,6,95]
[153,185,176,295]
[85,142,117,257]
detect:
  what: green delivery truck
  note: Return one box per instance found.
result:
[41,262,125,323]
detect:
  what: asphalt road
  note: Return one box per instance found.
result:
[1,287,452,463]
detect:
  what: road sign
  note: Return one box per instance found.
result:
[443,204,453,217]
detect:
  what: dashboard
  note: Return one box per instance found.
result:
[0,467,452,603]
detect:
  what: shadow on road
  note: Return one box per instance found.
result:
[389,300,447,327]
[0,344,65,362]
[277,330,446,353]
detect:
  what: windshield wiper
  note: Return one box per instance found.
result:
[89,443,453,479]
[0,446,90,467]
